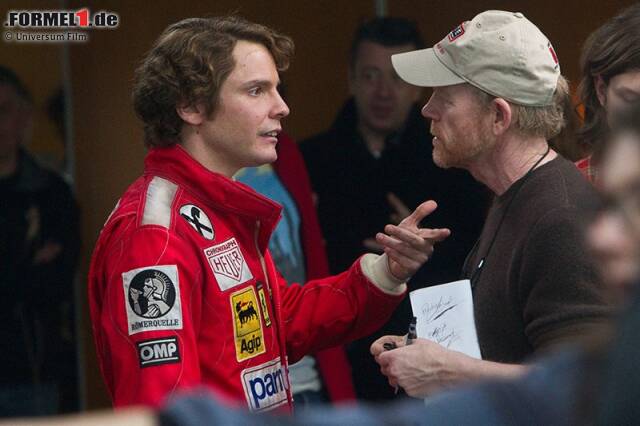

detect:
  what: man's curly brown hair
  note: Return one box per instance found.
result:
[132,16,294,147]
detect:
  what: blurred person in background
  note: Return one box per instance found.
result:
[0,65,80,416]
[576,2,640,183]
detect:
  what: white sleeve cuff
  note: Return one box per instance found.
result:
[360,253,407,295]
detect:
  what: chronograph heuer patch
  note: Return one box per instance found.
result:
[203,238,254,291]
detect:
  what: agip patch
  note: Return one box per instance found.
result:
[230,286,265,361]
[204,238,254,291]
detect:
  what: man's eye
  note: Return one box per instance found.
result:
[614,88,640,104]
[361,70,380,82]
[622,94,640,104]
[248,87,262,96]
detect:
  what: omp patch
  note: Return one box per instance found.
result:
[241,358,289,412]
[230,286,265,361]
[179,204,214,240]
[447,22,465,42]
[122,265,183,335]
[256,282,271,327]
[137,337,180,368]
[204,238,254,291]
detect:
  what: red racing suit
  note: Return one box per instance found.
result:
[88,145,405,411]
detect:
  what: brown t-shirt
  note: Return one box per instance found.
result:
[462,156,610,363]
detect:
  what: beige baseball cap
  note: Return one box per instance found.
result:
[391,10,560,106]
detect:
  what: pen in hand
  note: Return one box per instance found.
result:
[406,316,417,345]
[383,342,397,351]
[394,316,418,394]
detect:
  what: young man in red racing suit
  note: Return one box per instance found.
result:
[88,16,449,412]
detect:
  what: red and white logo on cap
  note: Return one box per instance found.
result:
[547,41,559,68]
[447,22,465,42]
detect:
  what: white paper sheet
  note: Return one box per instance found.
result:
[409,279,482,359]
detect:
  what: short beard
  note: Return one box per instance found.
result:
[432,123,494,170]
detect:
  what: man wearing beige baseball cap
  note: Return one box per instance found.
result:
[371,10,611,398]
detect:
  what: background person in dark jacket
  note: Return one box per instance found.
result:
[0,66,80,416]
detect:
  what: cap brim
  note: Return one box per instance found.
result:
[391,48,465,87]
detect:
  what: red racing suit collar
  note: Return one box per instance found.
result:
[144,144,283,251]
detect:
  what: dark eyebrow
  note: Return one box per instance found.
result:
[241,79,279,89]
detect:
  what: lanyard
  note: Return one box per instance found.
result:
[469,145,551,289]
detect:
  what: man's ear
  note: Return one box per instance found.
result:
[595,75,608,107]
[176,102,206,126]
[492,98,512,136]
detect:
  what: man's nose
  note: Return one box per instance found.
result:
[272,91,289,119]
[421,95,437,120]
[374,77,393,98]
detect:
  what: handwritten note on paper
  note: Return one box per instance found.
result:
[409,279,482,359]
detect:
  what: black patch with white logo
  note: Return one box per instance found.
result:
[137,337,181,368]
[127,269,177,319]
[180,204,214,240]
